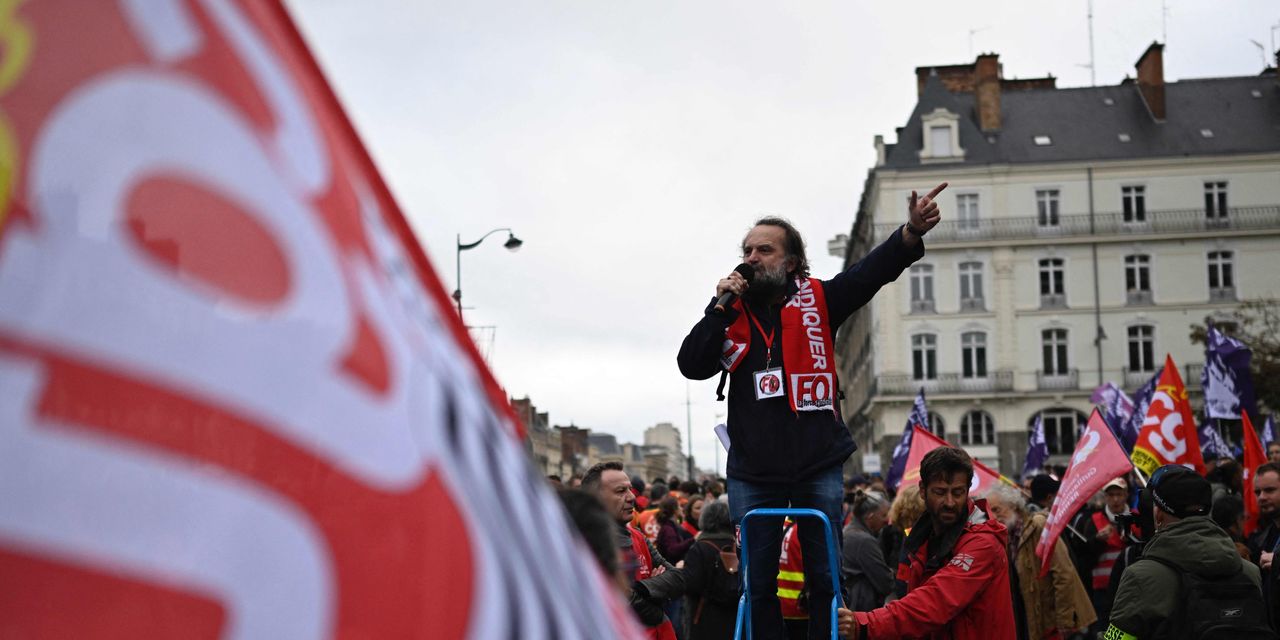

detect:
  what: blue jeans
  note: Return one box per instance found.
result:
[728,465,844,640]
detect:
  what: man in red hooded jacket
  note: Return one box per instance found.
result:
[839,447,1015,640]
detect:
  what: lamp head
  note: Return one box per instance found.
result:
[504,233,523,251]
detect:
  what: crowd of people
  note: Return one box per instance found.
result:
[552,442,1280,639]
[547,192,1279,638]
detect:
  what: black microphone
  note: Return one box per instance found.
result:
[714,263,755,315]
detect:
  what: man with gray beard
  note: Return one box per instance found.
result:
[678,182,945,639]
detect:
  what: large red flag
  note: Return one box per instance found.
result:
[1243,411,1267,537]
[901,425,1008,496]
[0,2,640,638]
[1130,355,1207,476]
[1038,409,1134,577]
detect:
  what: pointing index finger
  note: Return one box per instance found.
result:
[909,190,918,210]
[925,182,949,200]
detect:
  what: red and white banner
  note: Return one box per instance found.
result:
[1037,409,1133,577]
[1130,355,1206,476]
[900,425,1008,497]
[1243,411,1266,537]
[0,2,638,638]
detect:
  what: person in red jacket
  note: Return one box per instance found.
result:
[838,446,1015,640]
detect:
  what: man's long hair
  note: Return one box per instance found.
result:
[752,216,810,279]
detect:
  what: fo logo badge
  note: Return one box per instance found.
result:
[759,373,780,395]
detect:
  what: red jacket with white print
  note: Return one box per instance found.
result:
[854,498,1016,640]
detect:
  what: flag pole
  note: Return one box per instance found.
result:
[1132,467,1148,488]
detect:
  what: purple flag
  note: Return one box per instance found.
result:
[1198,411,1231,460]
[1023,413,1049,479]
[1264,415,1275,449]
[1091,382,1136,451]
[1202,322,1258,421]
[886,389,928,491]
[1122,366,1164,453]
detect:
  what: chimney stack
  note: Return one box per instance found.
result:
[974,53,1002,132]
[1135,42,1166,121]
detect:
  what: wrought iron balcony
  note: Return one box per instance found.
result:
[1122,366,1158,389]
[960,297,986,312]
[1036,368,1079,390]
[910,299,936,314]
[874,205,1280,244]
[1210,287,1236,302]
[879,370,1014,395]
[1126,290,1153,306]
[1040,293,1067,309]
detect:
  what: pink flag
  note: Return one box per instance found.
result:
[901,425,1008,496]
[0,2,639,637]
[1037,410,1134,577]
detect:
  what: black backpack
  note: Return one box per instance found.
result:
[693,540,740,623]
[1144,555,1276,640]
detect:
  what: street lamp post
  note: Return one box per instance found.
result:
[454,228,523,322]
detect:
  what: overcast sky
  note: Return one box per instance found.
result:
[285,1,1276,475]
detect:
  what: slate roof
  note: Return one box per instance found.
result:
[883,71,1280,169]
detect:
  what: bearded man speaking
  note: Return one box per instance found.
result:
[677,182,945,639]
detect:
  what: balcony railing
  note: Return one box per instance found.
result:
[879,370,1014,395]
[874,205,1280,244]
[960,297,986,312]
[1040,293,1067,309]
[1185,363,1204,388]
[1037,368,1079,390]
[1126,290,1153,306]
[1210,287,1237,302]
[1123,366,1158,388]
[910,299,936,313]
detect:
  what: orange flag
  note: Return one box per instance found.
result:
[1130,355,1207,476]
[1243,411,1267,536]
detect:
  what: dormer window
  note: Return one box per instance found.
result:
[1033,135,1052,146]
[919,108,965,163]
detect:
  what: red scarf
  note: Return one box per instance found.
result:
[720,277,837,414]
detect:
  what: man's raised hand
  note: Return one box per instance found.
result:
[907,182,948,235]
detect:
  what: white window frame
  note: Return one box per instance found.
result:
[1127,324,1156,373]
[1122,185,1146,223]
[961,331,987,379]
[912,333,938,381]
[1205,181,1229,222]
[918,108,965,162]
[958,261,984,311]
[956,193,980,230]
[1041,328,1069,375]
[960,410,995,446]
[1036,189,1061,227]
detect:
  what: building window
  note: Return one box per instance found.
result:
[1127,325,1156,373]
[1038,258,1065,307]
[1041,328,1069,375]
[960,410,995,446]
[961,332,987,379]
[926,411,946,437]
[956,194,980,230]
[910,264,935,313]
[1208,251,1235,301]
[1036,190,1060,227]
[1125,254,1151,305]
[929,125,953,157]
[958,261,984,311]
[1040,410,1085,455]
[912,334,937,381]
[1122,185,1146,223]
[1205,181,1228,224]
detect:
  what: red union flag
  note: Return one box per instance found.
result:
[1130,355,1207,477]
[900,425,1008,496]
[1243,411,1266,537]
[1037,409,1133,577]
[0,2,639,638]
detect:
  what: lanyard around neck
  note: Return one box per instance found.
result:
[743,305,775,367]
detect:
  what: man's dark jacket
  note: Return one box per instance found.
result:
[678,226,922,483]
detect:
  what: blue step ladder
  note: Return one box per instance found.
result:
[732,508,845,640]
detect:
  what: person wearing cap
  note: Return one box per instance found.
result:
[1105,465,1264,639]
[1078,477,1132,633]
